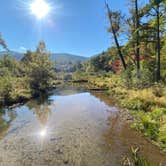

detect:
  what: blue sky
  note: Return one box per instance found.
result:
[0,0,129,57]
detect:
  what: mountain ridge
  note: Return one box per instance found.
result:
[0,51,88,72]
[0,51,87,61]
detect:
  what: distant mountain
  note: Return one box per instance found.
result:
[0,51,88,72]
[51,53,88,72]
[0,51,24,60]
[51,53,87,64]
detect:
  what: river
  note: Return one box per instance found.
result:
[0,87,165,166]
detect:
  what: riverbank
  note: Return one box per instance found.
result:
[0,79,62,110]
[71,73,166,153]
[85,75,166,153]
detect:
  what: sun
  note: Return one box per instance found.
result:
[30,0,51,19]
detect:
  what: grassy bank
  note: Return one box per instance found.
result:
[0,76,61,108]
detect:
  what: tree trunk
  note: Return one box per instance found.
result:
[135,0,140,77]
[106,3,127,70]
[111,25,127,70]
[156,3,161,82]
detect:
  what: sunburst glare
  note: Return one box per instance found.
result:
[30,0,51,19]
[39,128,47,137]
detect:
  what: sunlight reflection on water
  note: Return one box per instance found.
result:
[39,128,47,137]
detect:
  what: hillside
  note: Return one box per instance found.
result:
[0,51,24,60]
[0,51,88,72]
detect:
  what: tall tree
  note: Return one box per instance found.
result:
[126,0,141,76]
[151,0,165,82]
[36,40,46,54]
[135,0,140,77]
[22,41,55,94]
[105,2,127,70]
[143,0,165,81]
[156,0,161,81]
[0,33,9,51]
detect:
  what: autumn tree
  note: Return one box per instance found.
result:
[105,1,127,70]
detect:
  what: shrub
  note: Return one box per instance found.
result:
[131,69,153,89]
[0,76,31,105]
[152,84,164,97]
[133,108,166,150]
[141,115,159,140]
[121,98,143,111]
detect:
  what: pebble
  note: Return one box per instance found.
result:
[63,160,69,164]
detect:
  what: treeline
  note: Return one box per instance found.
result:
[81,0,166,87]
[0,39,55,106]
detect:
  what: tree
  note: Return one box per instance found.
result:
[105,1,127,70]
[36,40,46,54]
[135,0,140,77]
[22,41,55,95]
[0,33,9,51]
[151,0,165,82]
[126,0,141,77]
[141,0,165,81]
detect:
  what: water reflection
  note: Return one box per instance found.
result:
[39,128,47,137]
[90,91,115,107]
[23,95,55,141]
[26,99,53,125]
[0,109,16,138]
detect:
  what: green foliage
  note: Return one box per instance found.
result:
[158,124,166,145]
[121,62,134,88]
[140,114,159,140]
[0,76,31,105]
[121,98,143,111]
[0,55,24,77]
[0,41,56,106]
[22,51,55,95]
[122,146,155,166]
[132,68,153,88]
[131,147,154,166]
[152,84,164,97]
[83,47,122,73]
[121,65,154,89]
[133,108,166,151]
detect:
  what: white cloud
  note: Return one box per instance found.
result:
[19,46,27,52]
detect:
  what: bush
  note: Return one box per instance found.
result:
[152,84,164,97]
[0,76,31,105]
[141,115,159,140]
[121,98,143,111]
[131,69,153,89]
[133,108,166,151]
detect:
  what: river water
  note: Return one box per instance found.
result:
[0,87,165,166]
